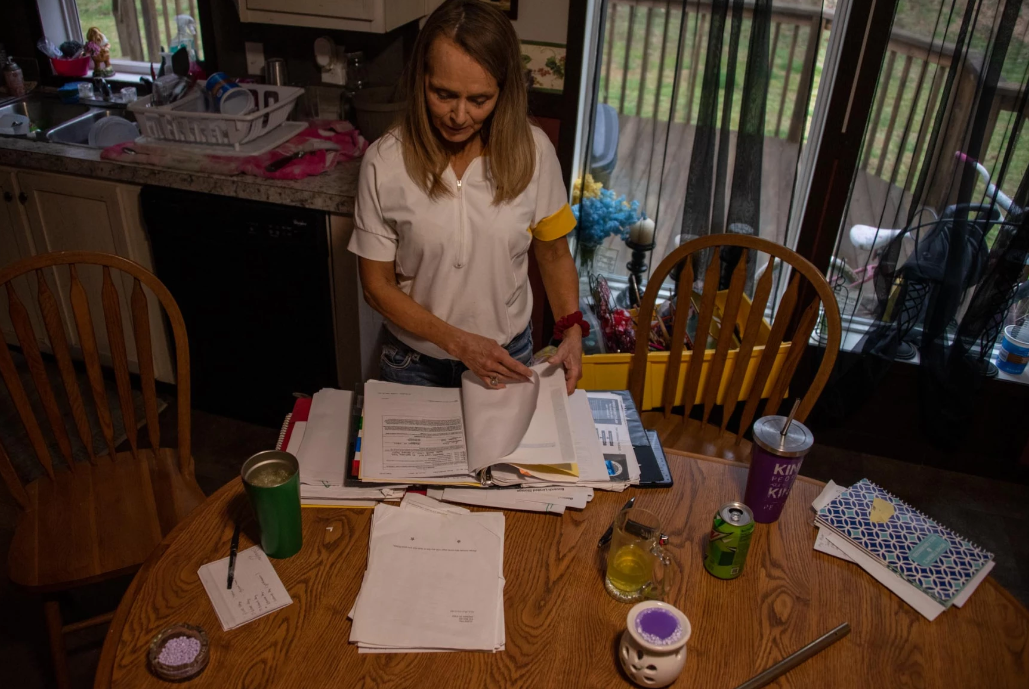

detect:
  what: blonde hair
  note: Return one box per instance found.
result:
[399,0,534,204]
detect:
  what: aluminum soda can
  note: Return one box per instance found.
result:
[703,502,754,579]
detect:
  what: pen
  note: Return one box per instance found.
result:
[598,496,636,548]
[226,522,241,590]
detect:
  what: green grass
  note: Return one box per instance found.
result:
[76,0,204,64]
[598,7,826,141]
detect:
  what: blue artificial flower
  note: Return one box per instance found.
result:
[571,189,641,250]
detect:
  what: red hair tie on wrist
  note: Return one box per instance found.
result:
[553,311,590,340]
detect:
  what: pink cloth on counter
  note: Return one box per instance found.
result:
[100,120,368,179]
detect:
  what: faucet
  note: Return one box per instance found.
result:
[93,77,113,101]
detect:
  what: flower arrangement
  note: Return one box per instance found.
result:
[571,174,641,268]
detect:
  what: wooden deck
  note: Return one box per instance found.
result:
[591,114,906,306]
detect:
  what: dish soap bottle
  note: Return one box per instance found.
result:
[3,54,25,98]
[169,15,199,63]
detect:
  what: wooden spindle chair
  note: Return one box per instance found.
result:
[629,235,841,462]
[0,251,204,689]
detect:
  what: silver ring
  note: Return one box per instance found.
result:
[489,375,499,387]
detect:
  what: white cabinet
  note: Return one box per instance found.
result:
[236,0,425,33]
[0,167,46,347]
[6,170,174,383]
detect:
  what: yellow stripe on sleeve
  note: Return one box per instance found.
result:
[531,203,577,241]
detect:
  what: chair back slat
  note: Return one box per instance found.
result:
[0,334,55,479]
[36,271,97,464]
[0,439,30,509]
[660,260,695,417]
[101,268,138,459]
[678,250,723,424]
[131,279,161,454]
[6,283,76,467]
[763,298,821,421]
[68,266,118,459]
[735,272,801,441]
[699,251,749,425]
[720,259,776,432]
[629,235,841,456]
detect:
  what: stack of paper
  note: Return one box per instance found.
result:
[356,365,639,496]
[287,388,407,506]
[198,546,293,631]
[812,480,995,621]
[427,485,593,514]
[349,498,506,653]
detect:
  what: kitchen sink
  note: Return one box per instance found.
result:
[46,109,137,146]
[0,94,92,137]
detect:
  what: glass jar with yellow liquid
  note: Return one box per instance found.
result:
[604,507,679,602]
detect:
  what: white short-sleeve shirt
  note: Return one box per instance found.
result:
[348,125,575,360]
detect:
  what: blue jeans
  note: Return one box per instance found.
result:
[379,324,534,388]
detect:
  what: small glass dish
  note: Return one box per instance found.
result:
[147,623,209,681]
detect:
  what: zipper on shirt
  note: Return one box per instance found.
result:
[455,177,466,268]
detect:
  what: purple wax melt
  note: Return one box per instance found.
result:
[634,607,684,646]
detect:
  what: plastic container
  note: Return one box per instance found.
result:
[577,290,791,410]
[50,56,90,77]
[129,84,302,148]
[352,86,405,141]
[997,324,1029,375]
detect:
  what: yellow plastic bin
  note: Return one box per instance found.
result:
[577,291,790,411]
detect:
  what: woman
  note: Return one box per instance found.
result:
[349,0,586,394]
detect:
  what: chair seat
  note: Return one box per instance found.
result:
[641,412,754,463]
[7,448,205,591]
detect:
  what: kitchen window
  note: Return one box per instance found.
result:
[37,0,206,74]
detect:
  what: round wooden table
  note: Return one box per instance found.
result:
[95,451,1029,688]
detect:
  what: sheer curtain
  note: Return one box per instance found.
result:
[820,0,1029,445]
[575,0,828,296]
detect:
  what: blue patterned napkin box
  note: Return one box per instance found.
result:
[816,479,993,605]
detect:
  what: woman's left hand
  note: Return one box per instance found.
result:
[547,325,583,395]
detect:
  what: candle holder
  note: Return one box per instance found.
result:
[624,239,656,307]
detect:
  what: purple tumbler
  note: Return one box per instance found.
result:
[743,414,813,523]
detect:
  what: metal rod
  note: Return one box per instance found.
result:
[780,398,801,437]
[731,623,851,689]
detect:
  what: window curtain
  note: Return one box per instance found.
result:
[820,0,1029,446]
[575,0,827,298]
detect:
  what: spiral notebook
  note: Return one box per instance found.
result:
[816,479,994,606]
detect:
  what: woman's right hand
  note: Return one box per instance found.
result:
[449,331,533,389]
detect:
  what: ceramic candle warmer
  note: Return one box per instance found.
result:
[618,601,692,688]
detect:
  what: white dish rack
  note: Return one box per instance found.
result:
[128,84,303,149]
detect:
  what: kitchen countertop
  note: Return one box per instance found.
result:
[0,136,360,215]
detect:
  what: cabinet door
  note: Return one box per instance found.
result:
[246,0,376,21]
[0,167,46,349]
[16,171,174,382]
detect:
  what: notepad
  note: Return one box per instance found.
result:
[198,546,293,631]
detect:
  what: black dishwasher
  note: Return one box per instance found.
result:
[142,187,337,427]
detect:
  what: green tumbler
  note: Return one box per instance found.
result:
[241,450,303,559]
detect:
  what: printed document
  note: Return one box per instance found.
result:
[359,365,577,483]
[350,503,505,652]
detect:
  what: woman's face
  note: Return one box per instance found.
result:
[425,37,499,145]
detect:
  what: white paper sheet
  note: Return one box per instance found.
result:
[441,488,567,514]
[460,370,540,469]
[198,546,293,631]
[492,365,576,468]
[360,382,470,481]
[285,421,306,456]
[401,492,471,515]
[295,389,354,485]
[350,504,505,651]
[817,527,946,620]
